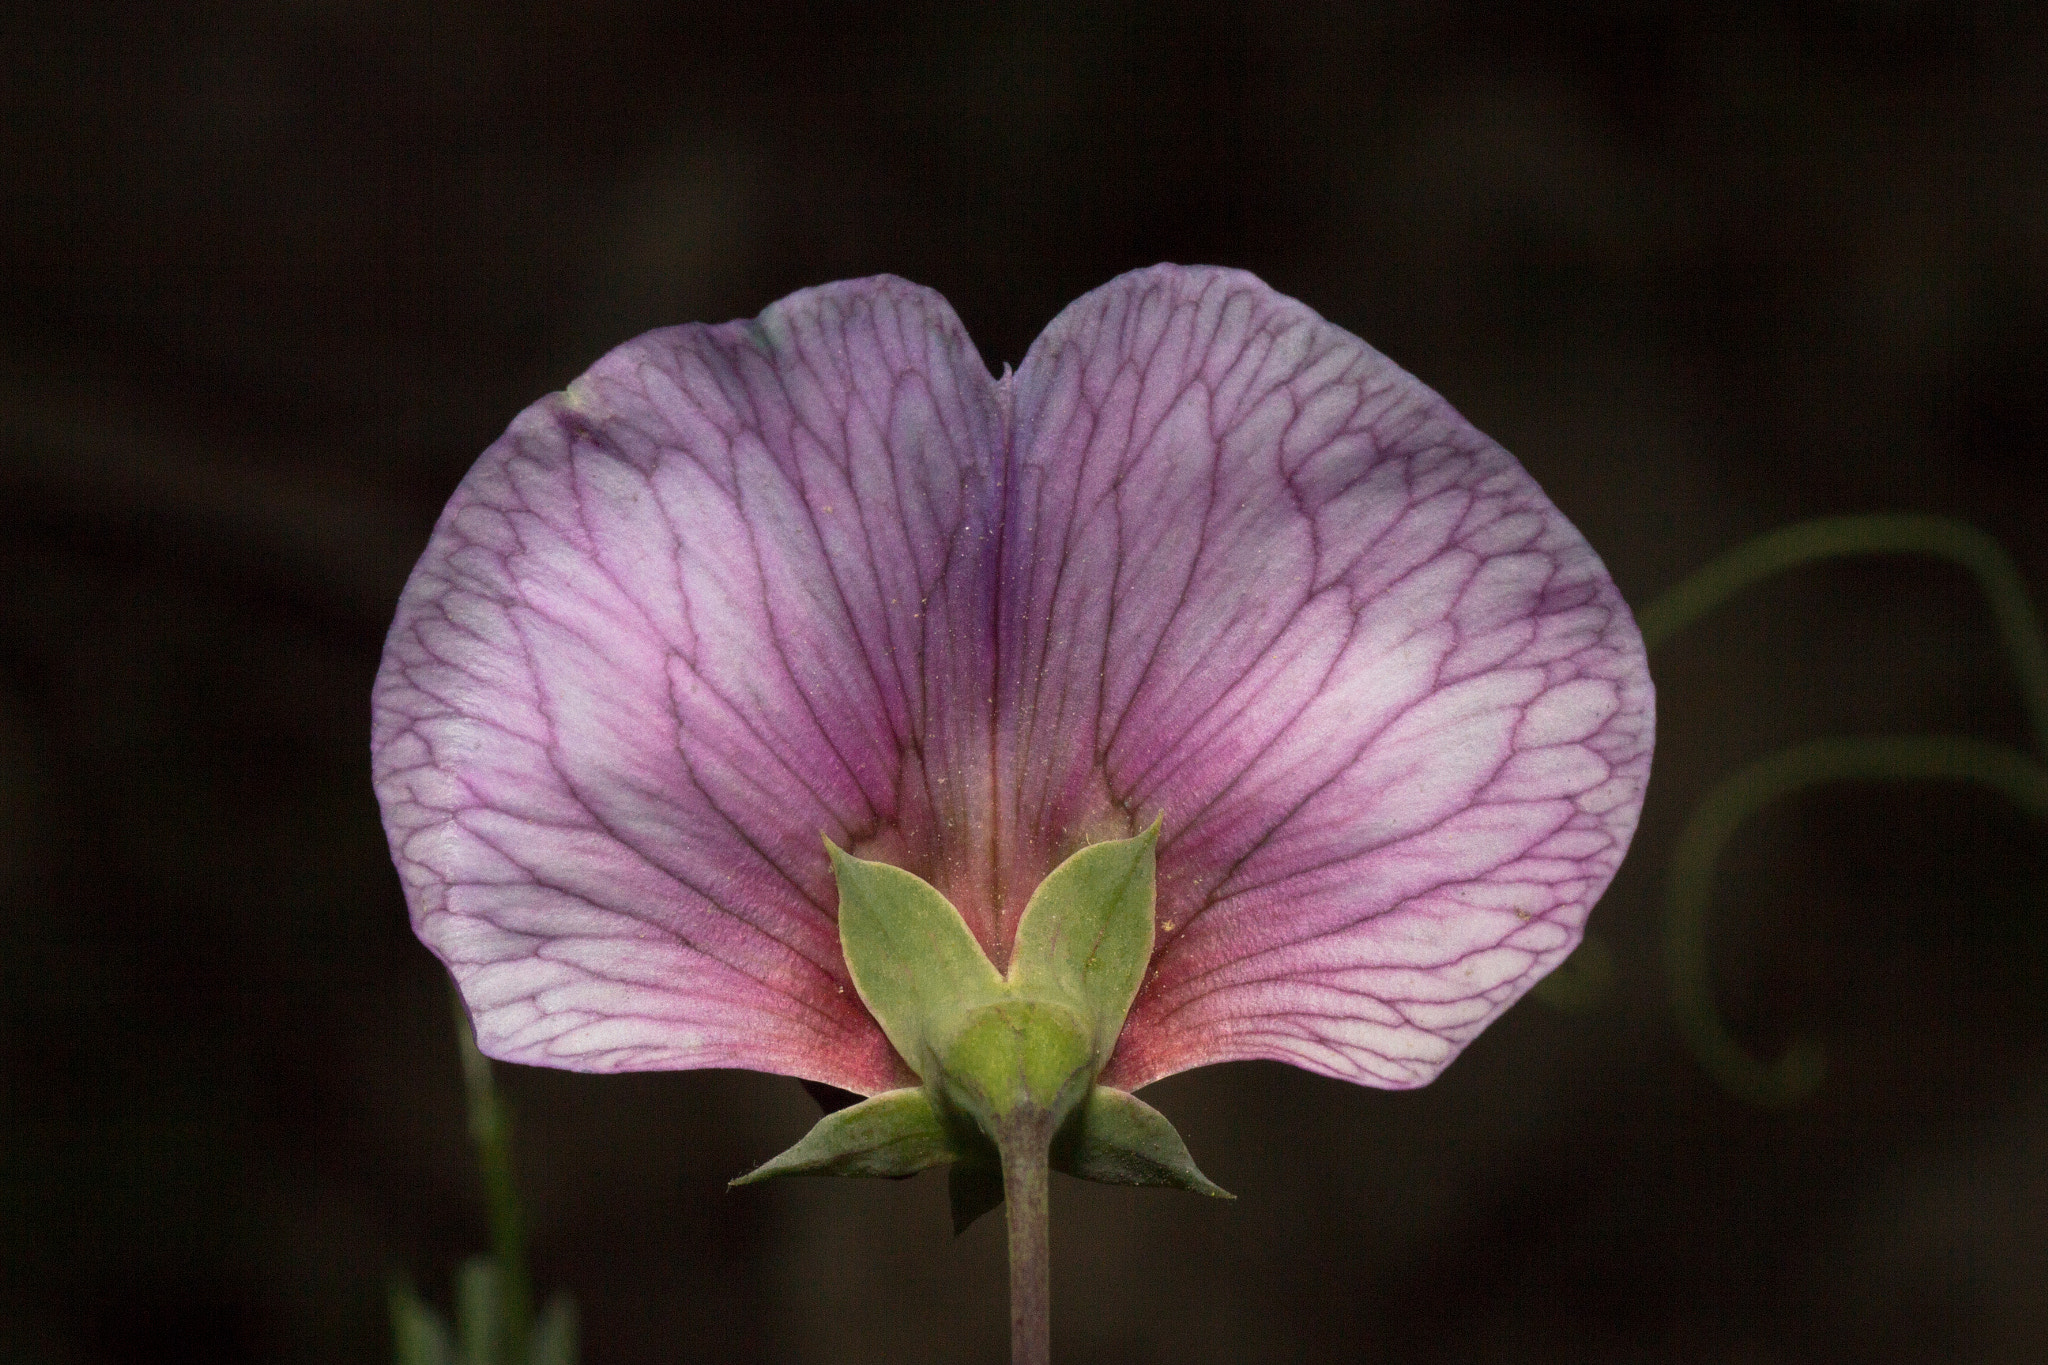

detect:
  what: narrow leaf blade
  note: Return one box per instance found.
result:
[454,1257,503,1365]
[527,1293,579,1365]
[389,1279,456,1365]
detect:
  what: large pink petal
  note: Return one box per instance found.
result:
[1001,267,1653,1092]
[372,278,1008,1092]
[378,265,1652,1097]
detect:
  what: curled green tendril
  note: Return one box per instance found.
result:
[1667,736,2048,1106]
[1640,514,2048,746]
[1645,514,2048,1105]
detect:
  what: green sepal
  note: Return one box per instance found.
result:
[939,1083,1230,1228]
[729,1087,965,1185]
[1052,1086,1233,1198]
[948,1160,1005,1235]
[932,998,1096,1137]
[828,840,1005,1079]
[806,829,1224,1234]
[1007,820,1159,1055]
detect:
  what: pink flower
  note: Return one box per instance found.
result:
[372,265,1654,1101]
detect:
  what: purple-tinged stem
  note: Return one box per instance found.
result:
[998,1118,1053,1365]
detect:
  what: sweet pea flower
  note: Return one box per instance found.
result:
[372,265,1652,1357]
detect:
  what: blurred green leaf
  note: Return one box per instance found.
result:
[394,1265,578,1365]
[528,1293,580,1365]
[456,1256,506,1365]
[389,1279,455,1365]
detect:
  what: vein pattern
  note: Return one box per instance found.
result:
[372,266,1653,1095]
[1007,269,1652,1089]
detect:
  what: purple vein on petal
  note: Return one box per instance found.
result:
[1002,266,1651,1093]
[374,277,1007,1093]
[376,263,1652,1099]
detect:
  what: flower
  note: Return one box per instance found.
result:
[372,265,1653,1104]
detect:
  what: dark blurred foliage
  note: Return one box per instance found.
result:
[2,2,2045,1361]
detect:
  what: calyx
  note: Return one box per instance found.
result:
[732,823,1229,1224]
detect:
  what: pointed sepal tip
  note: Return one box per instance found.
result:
[730,1087,964,1185]
[1054,1085,1232,1198]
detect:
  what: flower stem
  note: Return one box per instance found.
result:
[452,985,534,1362]
[998,1117,1054,1365]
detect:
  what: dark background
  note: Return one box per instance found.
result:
[4,2,2045,1361]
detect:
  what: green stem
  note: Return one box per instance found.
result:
[1665,735,2048,1105]
[452,986,534,1362]
[1637,512,2048,750]
[998,1117,1054,1365]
